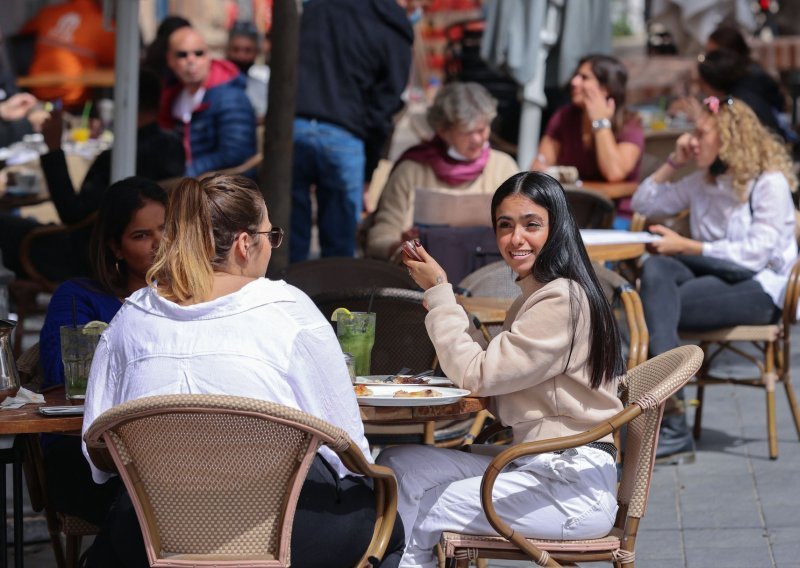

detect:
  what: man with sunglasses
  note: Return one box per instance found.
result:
[160,27,256,177]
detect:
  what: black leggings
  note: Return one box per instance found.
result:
[85,455,405,568]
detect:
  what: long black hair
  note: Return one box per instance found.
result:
[89,176,168,297]
[491,172,624,388]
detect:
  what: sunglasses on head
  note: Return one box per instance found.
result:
[175,49,207,59]
[252,227,284,248]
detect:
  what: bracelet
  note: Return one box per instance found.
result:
[591,118,612,132]
[666,153,681,169]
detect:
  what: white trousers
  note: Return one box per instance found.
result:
[376,444,618,568]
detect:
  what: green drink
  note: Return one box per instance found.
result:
[336,312,376,377]
[60,324,104,403]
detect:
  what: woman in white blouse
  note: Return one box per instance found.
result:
[81,175,404,568]
[631,96,798,461]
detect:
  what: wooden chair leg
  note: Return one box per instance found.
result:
[783,379,800,440]
[65,535,82,568]
[765,341,778,460]
[692,384,705,440]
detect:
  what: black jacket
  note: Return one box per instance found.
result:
[295,0,413,175]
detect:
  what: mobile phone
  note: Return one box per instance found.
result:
[401,240,423,261]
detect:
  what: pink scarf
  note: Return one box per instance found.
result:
[396,136,490,186]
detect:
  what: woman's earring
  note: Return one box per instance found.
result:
[115,258,122,277]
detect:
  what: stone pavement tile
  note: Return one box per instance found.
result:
[634,528,685,563]
[684,546,772,568]
[680,506,764,530]
[683,527,769,550]
[769,526,800,568]
[760,503,800,527]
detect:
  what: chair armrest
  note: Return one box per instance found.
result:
[782,257,800,326]
[477,405,642,565]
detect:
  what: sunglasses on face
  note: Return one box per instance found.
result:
[175,49,207,59]
[252,227,284,248]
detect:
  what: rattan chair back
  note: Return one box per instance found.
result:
[564,187,615,229]
[84,394,397,567]
[457,261,520,299]
[440,345,704,567]
[312,287,437,375]
[281,257,417,299]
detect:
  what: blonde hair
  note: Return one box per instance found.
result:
[147,174,266,303]
[711,97,798,202]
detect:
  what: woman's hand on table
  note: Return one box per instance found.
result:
[403,241,448,291]
[647,224,703,256]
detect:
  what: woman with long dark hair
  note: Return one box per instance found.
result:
[38,176,167,526]
[530,54,644,183]
[377,171,625,568]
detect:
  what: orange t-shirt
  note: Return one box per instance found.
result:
[19,0,116,106]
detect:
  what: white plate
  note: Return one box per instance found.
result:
[355,385,470,407]
[356,375,453,386]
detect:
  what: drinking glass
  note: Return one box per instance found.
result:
[336,312,376,377]
[60,325,102,403]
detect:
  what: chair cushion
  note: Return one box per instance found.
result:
[679,325,780,342]
[440,531,621,556]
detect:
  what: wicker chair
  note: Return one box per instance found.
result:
[282,257,418,299]
[439,345,703,568]
[83,394,398,568]
[22,434,100,568]
[458,261,520,300]
[679,258,800,459]
[564,187,615,230]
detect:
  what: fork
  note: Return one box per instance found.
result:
[384,369,435,383]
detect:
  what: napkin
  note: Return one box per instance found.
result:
[1,387,46,409]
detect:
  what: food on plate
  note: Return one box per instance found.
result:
[390,375,430,385]
[393,389,441,398]
[353,384,374,397]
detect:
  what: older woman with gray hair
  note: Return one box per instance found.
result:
[366,82,518,260]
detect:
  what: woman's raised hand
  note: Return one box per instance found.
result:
[403,242,448,291]
[583,82,615,122]
[672,132,694,167]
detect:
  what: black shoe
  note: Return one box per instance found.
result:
[655,399,696,465]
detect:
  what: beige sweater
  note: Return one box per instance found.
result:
[424,276,622,445]
[366,149,519,259]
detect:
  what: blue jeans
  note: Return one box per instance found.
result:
[290,118,365,262]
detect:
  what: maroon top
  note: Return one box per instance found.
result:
[544,104,645,182]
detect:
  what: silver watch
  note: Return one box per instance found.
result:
[591,118,612,131]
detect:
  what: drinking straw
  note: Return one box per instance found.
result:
[81,101,93,128]
[367,285,376,314]
[71,296,77,328]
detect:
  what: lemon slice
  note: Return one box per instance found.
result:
[330,307,351,322]
[82,320,109,334]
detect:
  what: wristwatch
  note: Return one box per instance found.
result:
[591,118,612,132]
